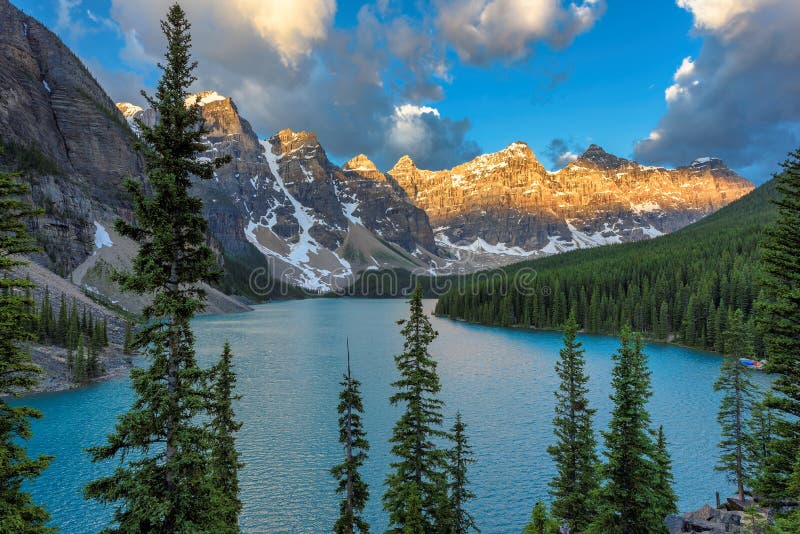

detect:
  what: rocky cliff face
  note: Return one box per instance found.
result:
[183,104,438,291]
[0,0,143,274]
[389,142,754,259]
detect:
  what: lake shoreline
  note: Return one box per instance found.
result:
[5,342,134,396]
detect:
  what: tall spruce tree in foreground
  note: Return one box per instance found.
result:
[758,148,800,499]
[84,4,230,532]
[0,171,54,533]
[714,309,757,501]
[591,326,666,533]
[331,339,370,534]
[383,284,449,533]
[445,412,478,534]
[207,341,243,533]
[547,313,598,532]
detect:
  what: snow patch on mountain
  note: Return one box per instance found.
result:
[93,221,113,251]
[242,140,355,291]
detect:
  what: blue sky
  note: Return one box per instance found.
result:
[11,0,800,183]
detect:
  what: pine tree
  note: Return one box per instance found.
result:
[67,299,78,350]
[123,322,133,355]
[745,399,774,485]
[714,309,757,501]
[56,293,67,346]
[652,426,678,521]
[445,412,478,534]
[84,4,230,532]
[0,171,55,533]
[73,335,85,383]
[758,148,800,499]
[331,339,370,534]
[37,286,51,342]
[591,326,665,533]
[207,341,243,533]
[383,284,449,533]
[522,501,559,534]
[547,313,598,531]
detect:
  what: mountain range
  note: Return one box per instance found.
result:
[0,0,754,301]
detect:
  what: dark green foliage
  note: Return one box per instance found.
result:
[547,313,598,531]
[522,501,559,534]
[33,289,109,358]
[0,171,55,533]
[383,284,449,533]
[757,149,800,500]
[123,322,133,355]
[84,4,232,532]
[445,412,478,534]
[331,341,370,534]
[745,399,775,488]
[591,326,667,533]
[207,342,243,533]
[652,426,678,521]
[435,179,779,353]
[714,309,758,500]
[32,290,109,382]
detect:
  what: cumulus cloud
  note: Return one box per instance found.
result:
[94,0,609,170]
[436,0,606,64]
[384,104,480,169]
[635,0,800,182]
[676,0,764,32]
[543,138,583,169]
[98,0,482,170]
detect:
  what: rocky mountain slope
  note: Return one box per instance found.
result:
[1,0,754,297]
[0,0,142,274]
[120,91,753,292]
[389,142,754,261]
[0,0,248,313]
[122,93,438,292]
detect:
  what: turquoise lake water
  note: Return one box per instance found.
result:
[14,298,769,533]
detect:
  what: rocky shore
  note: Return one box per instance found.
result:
[24,342,133,394]
[667,500,772,533]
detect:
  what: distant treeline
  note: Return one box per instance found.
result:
[434,179,778,355]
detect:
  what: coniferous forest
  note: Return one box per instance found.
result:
[1,2,800,534]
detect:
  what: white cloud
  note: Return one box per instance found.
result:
[386,104,479,169]
[635,0,800,182]
[674,56,695,80]
[232,0,336,66]
[437,0,606,64]
[676,0,766,33]
[109,0,336,70]
[389,104,441,155]
[543,138,584,169]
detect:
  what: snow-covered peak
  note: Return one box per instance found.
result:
[116,102,143,119]
[502,141,533,155]
[690,156,722,167]
[185,90,227,107]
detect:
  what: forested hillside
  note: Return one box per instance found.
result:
[435,179,779,355]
